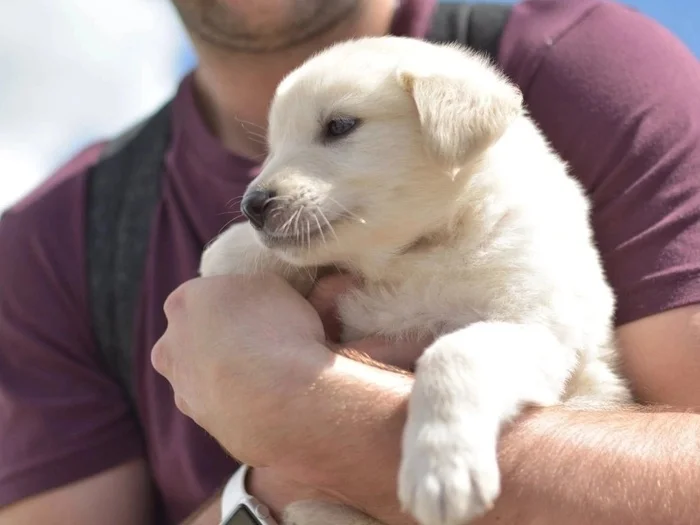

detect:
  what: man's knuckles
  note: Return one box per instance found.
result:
[163,282,189,319]
[150,335,173,377]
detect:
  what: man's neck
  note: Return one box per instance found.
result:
[189,1,397,160]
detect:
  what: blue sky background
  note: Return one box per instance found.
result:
[449,0,699,55]
[1,0,697,211]
[622,0,699,54]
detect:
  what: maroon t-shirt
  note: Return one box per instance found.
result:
[2,0,700,522]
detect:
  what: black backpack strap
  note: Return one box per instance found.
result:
[86,101,172,409]
[427,2,513,63]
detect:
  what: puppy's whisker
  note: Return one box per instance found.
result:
[245,136,268,148]
[298,219,304,249]
[293,208,303,241]
[251,250,261,274]
[336,211,367,225]
[303,216,309,252]
[280,208,301,237]
[218,214,247,234]
[316,208,339,242]
[225,196,244,209]
[254,252,268,276]
[311,213,326,245]
[302,266,316,282]
[234,116,267,133]
[267,197,291,218]
[267,195,289,204]
[269,208,285,227]
[328,197,367,225]
[277,208,294,235]
[244,129,267,141]
[234,116,269,147]
[305,217,312,253]
[217,212,245,222]
[247,135,268,146]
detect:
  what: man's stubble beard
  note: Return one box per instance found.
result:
[172,0,363,53]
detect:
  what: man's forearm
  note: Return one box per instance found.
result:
[265,354,700,525]
[480,405,700,525]
[181,492,222,525]
[263,354,414,524]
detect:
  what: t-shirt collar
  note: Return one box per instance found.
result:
[170,0,438,183]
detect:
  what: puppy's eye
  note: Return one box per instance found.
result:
[324,116,359,141]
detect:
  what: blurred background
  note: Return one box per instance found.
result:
[0,0,698,212]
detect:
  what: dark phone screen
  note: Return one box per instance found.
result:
[223,505,262,525]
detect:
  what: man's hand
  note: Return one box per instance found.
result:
[152,272,426,468]
[151,272,417,523]
[151,272,333,467]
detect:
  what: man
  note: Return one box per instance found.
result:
[1,0,699,524]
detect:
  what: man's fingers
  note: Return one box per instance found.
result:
[173,393,192,417]
[151,335,171,378]
[307,273,356,311]
[307,273,357,341]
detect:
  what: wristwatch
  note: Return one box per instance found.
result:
[219,464,279,525]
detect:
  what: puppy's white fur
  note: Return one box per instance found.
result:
[200,37,631,525]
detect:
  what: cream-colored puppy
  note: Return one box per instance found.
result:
[200,36,631,525]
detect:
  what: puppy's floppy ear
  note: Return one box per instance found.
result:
[397,49,523,170]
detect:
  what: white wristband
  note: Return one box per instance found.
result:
[220,465,278,525]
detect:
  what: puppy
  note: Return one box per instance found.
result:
[200,36,632,525]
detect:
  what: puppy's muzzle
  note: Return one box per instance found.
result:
[241,188,276,230]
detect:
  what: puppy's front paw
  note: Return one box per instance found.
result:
[199,223,258,278]
[398,417,500,525]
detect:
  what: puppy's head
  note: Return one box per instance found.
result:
[242,36,523,266]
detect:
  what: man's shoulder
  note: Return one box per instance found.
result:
[0,140,156,513]
[2,141,105,229]
[0,143,108,304]
[0,141,110,305]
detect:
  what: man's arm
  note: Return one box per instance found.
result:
[238,284,700,525]
[0,460,224,525]
[617,305,700,407]
[181,492,223,525]
[0,460,152,525]
[0,159,155,522]
[153,273,700,525]
[243,305,700,525]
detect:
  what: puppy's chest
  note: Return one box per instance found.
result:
[336,278,484,342]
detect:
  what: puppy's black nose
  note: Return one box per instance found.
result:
[241,188,275,230]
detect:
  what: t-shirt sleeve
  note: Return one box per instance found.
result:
[499,0,700,326]
[0,149,144,507]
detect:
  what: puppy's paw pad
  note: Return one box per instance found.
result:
[398,424,500,525]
